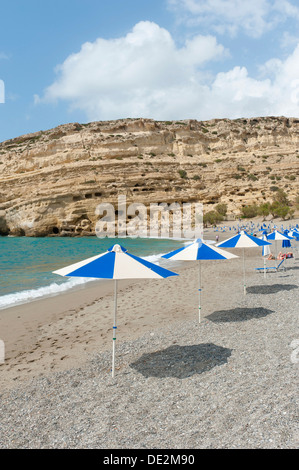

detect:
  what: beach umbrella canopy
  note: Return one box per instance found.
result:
[53,244,178,378]
[267,230,292,241]
[288,230,299,240]
[217,230,271,249]
[216,230,271,294]
[267,230,293,265]
[162,238,238,322]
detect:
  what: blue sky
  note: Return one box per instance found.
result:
[1,0,299,142]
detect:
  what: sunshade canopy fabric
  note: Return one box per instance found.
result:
[53,244,177,280]
[266,230,293,241]
[216,230,271,248]
[288,230,299,240]
[162,238,238,261]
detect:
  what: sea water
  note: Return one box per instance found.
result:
[0,237,184,310]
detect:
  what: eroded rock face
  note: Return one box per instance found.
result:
[0,117,298,236]
[0,210,9,235]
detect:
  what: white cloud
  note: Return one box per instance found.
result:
[40,21,228,119]
[210,45,299,117]
[168,0,299,38]
[280,31,299,50]
[38,21,299,122]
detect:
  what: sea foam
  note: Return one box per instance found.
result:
[0,252,169,310]
[0,277,91,310]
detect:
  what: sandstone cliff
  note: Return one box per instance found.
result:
[0,116,298,236]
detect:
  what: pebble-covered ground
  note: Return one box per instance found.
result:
[0,261,298,449]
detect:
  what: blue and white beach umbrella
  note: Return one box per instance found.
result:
[267,230,293,242]
[162,239,238,322]
[53,244,178,378]
[267,230,293,266]
[288,230,299,241]
[217,230,271,294]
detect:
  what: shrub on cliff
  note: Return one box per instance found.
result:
[215,203,227,217]
[273,189,289,206]
[257,202,270,219]
[248,173,258,181]
[240,204,258,218]
[203,210,224,226]
[268,189,295,219]
[178,169,187,178]
[270,202,294,219]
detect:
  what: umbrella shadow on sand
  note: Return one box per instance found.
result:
[207,307,274,323]
[247,284,298,294]
[130,343,232,379]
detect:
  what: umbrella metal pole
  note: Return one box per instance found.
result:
[243,248,246,295]
[112,280,118,378]
[198,261,201,323]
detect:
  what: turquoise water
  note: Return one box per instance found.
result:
[0,237,184,309]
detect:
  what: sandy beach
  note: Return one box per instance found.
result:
[0,224,298,448]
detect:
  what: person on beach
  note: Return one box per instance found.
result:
[216,235,219,243]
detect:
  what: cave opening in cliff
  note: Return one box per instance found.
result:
[52,226,59,234]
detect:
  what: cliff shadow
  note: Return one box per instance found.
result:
[207,307,274,323]
[130,343,232,379]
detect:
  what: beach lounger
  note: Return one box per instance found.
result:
[255,258,286,273]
